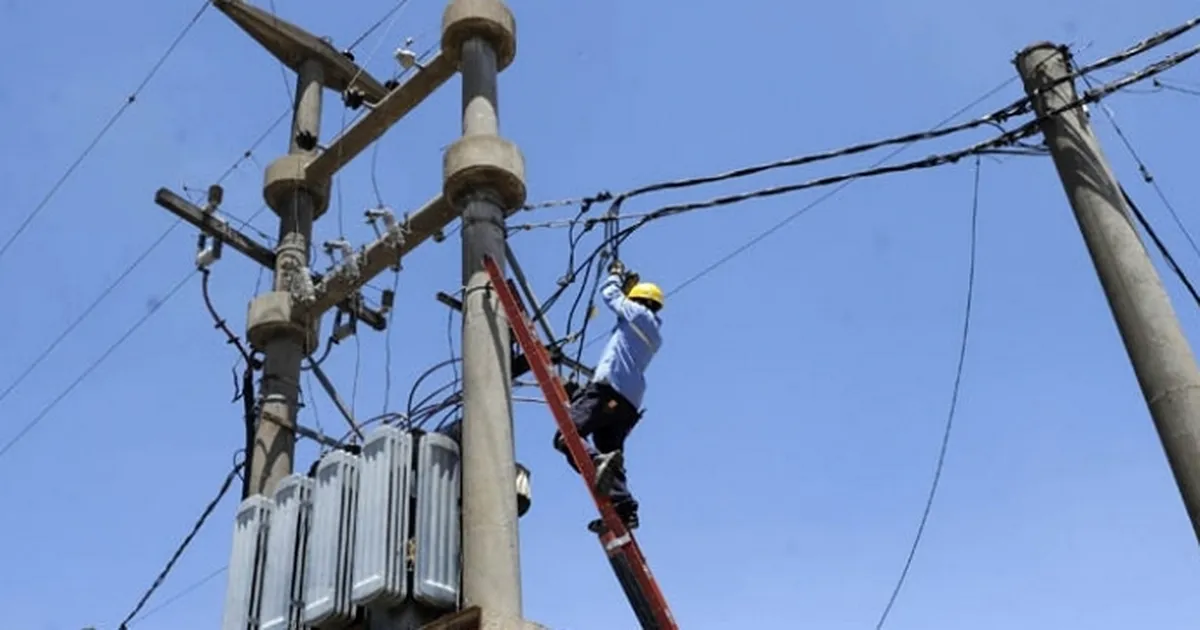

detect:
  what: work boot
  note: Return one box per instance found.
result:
[587,511,639,534]
[593,450,624,495]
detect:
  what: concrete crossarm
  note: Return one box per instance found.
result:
[306,52,458,182]
[307,194,457,316]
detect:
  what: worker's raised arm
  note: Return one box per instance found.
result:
[600,272,643,322]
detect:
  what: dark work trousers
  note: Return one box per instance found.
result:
[553,382,641,516]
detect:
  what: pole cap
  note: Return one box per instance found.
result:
[441,0,517,70]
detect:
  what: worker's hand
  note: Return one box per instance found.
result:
[608,259,626,276]
[621,271,640,296]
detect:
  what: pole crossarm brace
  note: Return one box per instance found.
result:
[305,52,458,181]
[153,187,388,331]
[307,195,457,315]
[212,0,389,103]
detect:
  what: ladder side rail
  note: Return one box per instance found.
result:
[482,255,679,630]
[482,256,624,529]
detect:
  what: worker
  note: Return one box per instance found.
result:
[554,258,664,533]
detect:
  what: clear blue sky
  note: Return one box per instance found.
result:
[2,1,1200,628]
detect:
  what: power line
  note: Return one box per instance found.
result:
[874,157,982,629]
[345,0,414,52]
[116,459,245,630]
[0,118,279,419]
[662,76,1017,298]
[516,17,1200,217]
[546,42,1199,339]
[124,565,228,627]
[0,271,198,461]
[1121,186,1200,311]
[0,0,212,266]
[0,0,415,432]
[1086,81,1200,267]
[0,224,182,409]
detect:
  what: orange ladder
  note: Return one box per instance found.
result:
[482,255,678,630]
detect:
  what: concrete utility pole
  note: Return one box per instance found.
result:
[1017,43,1200,543]
[440,0,528,619]
[246,58,327,496]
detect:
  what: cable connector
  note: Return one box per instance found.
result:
[365,206,409,271]
[323,238,361,281]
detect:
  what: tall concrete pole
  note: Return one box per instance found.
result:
[1017,43,1200,543]
[441,0,527,618]
[246,58,330,496]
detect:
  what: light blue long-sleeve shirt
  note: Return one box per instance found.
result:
[591,273,662,409]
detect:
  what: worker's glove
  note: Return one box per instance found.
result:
[621,270,640,296]
[608,259,626,276]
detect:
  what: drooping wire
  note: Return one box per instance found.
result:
[874,157,982,629]
[0,0,213,266]
[1154,79,1200,97]
[406,357,463,423]
[116,457,245,630]
[551,45,1194,334]
[529,20,1200,225]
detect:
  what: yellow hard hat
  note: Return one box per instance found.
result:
[627,282,665,308]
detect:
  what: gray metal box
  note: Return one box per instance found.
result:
[351,425,413,606]
[412,431,461,609]
[302,450,360,628]
[221,495,273,630]
[259,475,313,630]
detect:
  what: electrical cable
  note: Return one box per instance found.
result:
[205,259,261,499]
[200,268,255,366]
[1085,77,1200,267]
[0,110,281,417]
[1121,186,1200,310]
[0,0,213,266]
[0,271,199,461]
[116,457,245,630]
[123,565,228,627]
[266,0,296,104]
[0,224,181,411]
[382,270,401,414]
[406,357,463,420]
[446,289,462,423]
[542,46,1195,341]
[0,0,417,446]
[1154,79,1200,97]
[522,18,1200,223]
[874,156,982,629]
[345,0,413,52]
[239,366,256,499]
